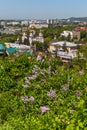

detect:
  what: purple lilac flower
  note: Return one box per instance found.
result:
[40,106,50,114]
[47,90,56,98]
[29,96,35,102]
[61,85,69,92]
[21,96,29,103]
[75,90,81,97]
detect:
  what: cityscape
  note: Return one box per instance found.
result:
[0,0,87,129]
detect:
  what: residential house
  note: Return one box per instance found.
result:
[49,41,77,62]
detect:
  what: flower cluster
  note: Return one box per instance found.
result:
[29,96,35,102]
[28,75,37,80]
[22,66,41,88]
[61,85,69,92]
[40,106,50,114]
[27,66,40,81]
[32,65,40,74]
[22,77,30,88]
[21,96,35,103]
[47,90,56,98]
[21,96,29,103]
[75,90,81,97]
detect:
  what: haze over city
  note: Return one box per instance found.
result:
[0,0,87,19]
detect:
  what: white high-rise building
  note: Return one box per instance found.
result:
[22,33,27,43]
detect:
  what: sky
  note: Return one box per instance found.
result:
[0,0,87,20]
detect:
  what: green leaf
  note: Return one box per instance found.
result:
[76,126,79,130]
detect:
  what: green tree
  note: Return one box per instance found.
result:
[32,41,43,51]
[79,44,87,59]
[80,30,86,39]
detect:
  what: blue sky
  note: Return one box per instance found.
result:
[0,0,87,19]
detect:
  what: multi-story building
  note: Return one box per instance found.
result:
[49,41,77,62]
[29,23,48,29]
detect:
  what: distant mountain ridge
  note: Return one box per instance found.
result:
[68,17,87,22]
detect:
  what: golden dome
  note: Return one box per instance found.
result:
[30,26,35,30]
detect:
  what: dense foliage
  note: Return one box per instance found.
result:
[0,54,87,130]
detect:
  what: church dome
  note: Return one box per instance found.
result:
[30,25,35,30]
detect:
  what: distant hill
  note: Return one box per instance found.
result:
[68,17,87,22]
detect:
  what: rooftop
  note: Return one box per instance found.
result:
[51,41,77,47]
[0,44,6,50]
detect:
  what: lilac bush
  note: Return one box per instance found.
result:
[0,55,87,129]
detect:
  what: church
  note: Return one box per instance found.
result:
[22,27,44,46]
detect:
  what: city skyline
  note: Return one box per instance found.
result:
[0,0,87,20]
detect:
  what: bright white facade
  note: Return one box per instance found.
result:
[22,31,44,45]
[29,32,44,44]
[29,23,48,29]
[22,33,27,43]
[61,31,73,39]
[49,41,77,61]
[21,21,29,26]
[7,22,20,26]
